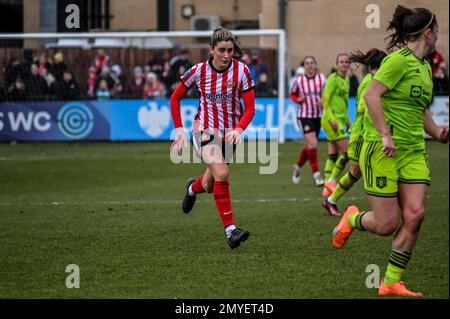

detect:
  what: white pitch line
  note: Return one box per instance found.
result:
[0,198,315,206]
[0,154,170,161]
[0,194,446,207]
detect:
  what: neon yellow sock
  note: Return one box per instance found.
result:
[330,172,359,202]
[329,153,348,181]
[384,250,411,285]
[324,154,338,181]
[348,211,367,231]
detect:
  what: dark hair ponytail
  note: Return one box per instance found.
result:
[349,48,387,70]
[386,5,436,51]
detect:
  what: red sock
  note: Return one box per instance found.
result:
[296,147,309,167]
[213,181,234,228]
[191,175,205,194]
[307,148,319,173]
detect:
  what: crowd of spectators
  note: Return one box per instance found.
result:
[429,51,449,95]
[1,47,447,103]
[0,49,75,102]
[0,47,278,102]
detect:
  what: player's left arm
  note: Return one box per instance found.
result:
[290,78,305,104]
[226,88,255,144]
[423,109,449,143]
[365,79,396,156]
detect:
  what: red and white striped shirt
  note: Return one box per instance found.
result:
[180,58,255,135]
[290,72,326,118]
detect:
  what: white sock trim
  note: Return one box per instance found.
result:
[188,184,196,197]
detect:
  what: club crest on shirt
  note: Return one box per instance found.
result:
[226,80,234,88]
[410,85,422,98]
[376,176,387,189]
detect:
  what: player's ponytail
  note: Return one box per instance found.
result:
[386,5,436,51]
[349,49,387,71]
[209,27,243,59]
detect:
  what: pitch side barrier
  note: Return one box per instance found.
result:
[0,98,343,141]
[0,29,286,141]
[0,97,448,142]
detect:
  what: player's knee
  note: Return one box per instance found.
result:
[213,168,229,182]
[305,135,318,148]
[403,206,426,232]
[378,219,398,236]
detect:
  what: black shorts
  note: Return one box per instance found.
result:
[192,131,236,164]
[297,118,321,138]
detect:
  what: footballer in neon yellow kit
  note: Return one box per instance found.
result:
[347,73,372,163]
[323,49,387,217]
[320,54,351,197]
[360,47,433,196]
[321,71,350,142]
[331,5,449,297]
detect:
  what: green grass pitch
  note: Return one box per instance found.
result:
[0,141,448,298]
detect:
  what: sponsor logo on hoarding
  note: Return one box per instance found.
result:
[138,102,170,138]
[0,111,51,132]
[57,102,94,139]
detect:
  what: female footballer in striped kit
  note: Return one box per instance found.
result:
[170,27,255,249]
[290,56,326,187]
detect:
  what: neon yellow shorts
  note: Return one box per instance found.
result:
[359,140,431,197]
[348,133,364,163]
[321,117,347,142]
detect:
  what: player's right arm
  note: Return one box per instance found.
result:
[365,53,406,157]
[364,80,394,156]
[169,82,189,155]
[290,77,305,104]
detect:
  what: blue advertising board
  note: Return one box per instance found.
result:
[0,98,357,141]
[109,99,175,141]
[0,101,110,141]
[107,97,356,141]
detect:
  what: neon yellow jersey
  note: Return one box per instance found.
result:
[322,72,350,123]
[363,47,433,150]
[349,73,372,136]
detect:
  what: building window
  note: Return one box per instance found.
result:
[57,0,112,32]
[87,0,112,30]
